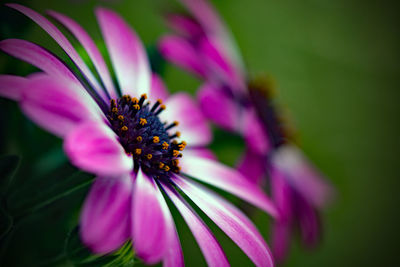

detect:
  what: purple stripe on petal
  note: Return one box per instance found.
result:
[80,175,132,254]
[132,170,168,264]
[64,121,133,175]
[160,93,212,147]
[242,109,271,155]
[180,155,278,218]
[175,176,274,267]
[163,185,229,267]
[197,82,239,132]
[6,4,106,100]
[20,74,103,137]
[96,8,150,98]
[149,73,169,103]
[166,14,204,39]
[0,39,78,83]
[0,75,27,101]
[158,35,207,78]
[270,221,291,264]
[48,11,118,98]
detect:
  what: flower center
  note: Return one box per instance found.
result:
[107,94,185,178]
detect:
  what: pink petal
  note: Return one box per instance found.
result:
[197,82,239,131]
[20,74,103,137]
[179,0,245,79]
[236,148,267,185]
[296,193,321,248]
[163,185,229,267]
[0,75,27,101]
[48,10,117,98]
[270,220,291,264]
[80,175,132,254]
[131,170,168,264]
[96,7,150,98]
[149,73,169,103]
[158,35,206,78]
[184,147,217,161]
[175,176,274,267]
[160,93,212,147]
[271,145,334,208]
[7,4,106,100]
[0,39,78,83]
[180,155,278,218]
[64,121,133,176]
[241,109,271,155]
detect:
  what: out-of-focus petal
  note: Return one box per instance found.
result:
[236,148,267,185]
[0,39,78,83]
[96,7,150,98]
[197,82,240,132]
[295,192,321,248]
[160,93,212,147]
[80,175,132,254]
[271,145,334,208]
[6,4,106,100]
[48,10,117,98]
[20,74,102,137]
[132,170,168,264]
[270,166,293,263]
[64,121,133,176]
[158,35,206,78]
[149,73,169,103]
[163,185,229,267]
[0,75,27,101]
[175,176,274,267]
[242,109,271,155]
[184,147,217,161]
[180,155,278,218]
[165,14,204,38]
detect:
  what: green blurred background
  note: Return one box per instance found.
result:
[0,0,399,266]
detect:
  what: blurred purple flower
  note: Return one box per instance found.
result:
[0,4,278,266]
[159,0,334,263]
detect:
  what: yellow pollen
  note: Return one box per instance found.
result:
[172,140,178,145]
[133,104,140,110]
[172,150,179,157]
[160,105,166,110]
[136,136,142,142]
[159,162,165,169]
[135,148,142,155]
[172,159,179,166]
[118,115,124,121]
[141,93,148,99]
[162,142,169,150]
[157,99,163,104]
[121,126,128,131]
[112,107,118,113]
[173,166,181,173]
[153,136,160,143]
[175,131,181,138]
[178,143,186,151]
[139,118,147,125]
[164,165,170,172]
[132,97,138,104]
[173,121,179,126]
[146,154,153,159]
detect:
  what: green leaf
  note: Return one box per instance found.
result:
[0,155,20,194]
[65,227,134,266]
[14,171,94,219]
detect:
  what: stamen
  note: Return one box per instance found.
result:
[133,104,140,110]
[162,142,169,150]
[164,165,170,172]
[151,99,163,112]
[146,154,153,159]
[121,126,128,131]
[138,94,147,106]
[159,162,165,169]
[139,118,147,126]
[118,115,124,121]
[170,131,181,139]
[132,97,138,104]
[112,107,118,113]
[165,121,179,130]
[135,148,142,155]
[172,150,179,157]
[153,136,160,143]
[136,136,143,142]
[154,105,166,115]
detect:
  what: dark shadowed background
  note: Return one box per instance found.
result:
[0,0,399,266]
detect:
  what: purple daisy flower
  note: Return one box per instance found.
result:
[158,0,334,263]
[0,4,278,266]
